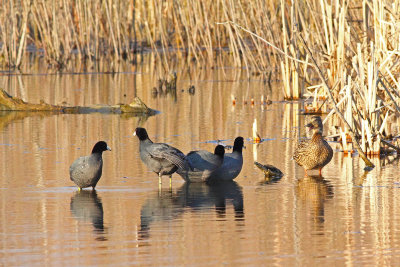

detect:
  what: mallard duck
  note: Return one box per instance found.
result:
[293,116,333,175]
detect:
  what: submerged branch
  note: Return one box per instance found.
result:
[0,90,158,115]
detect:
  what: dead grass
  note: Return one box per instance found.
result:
[2,0,400,163]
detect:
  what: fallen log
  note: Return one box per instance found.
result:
[0,90,158,115]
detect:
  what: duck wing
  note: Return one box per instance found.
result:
[293,139,311,165]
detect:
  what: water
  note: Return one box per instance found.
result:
[2,60,400,266]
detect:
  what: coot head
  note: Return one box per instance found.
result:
[133,127,149,141]
[233,137,244,153]
[214,145,225,157]
[92,141,111,154]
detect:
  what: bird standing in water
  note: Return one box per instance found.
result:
[133,127,189,186]
[206,137,244,183]
[294,116,333,176]
[70,141,111,191]
[177,144,225,182]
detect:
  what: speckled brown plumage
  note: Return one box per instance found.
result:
[294,116,333,175]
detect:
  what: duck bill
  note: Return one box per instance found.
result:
[305,123,314,131]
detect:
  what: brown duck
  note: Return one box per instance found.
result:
[294,116,333,175]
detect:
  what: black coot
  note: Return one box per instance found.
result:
[177,144,225,182]
[134,127,189,184]
[70,141,111,190]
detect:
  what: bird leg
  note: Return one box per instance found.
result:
[169,175,172,190]
[78,187,82,191]
[319,168,322,176]
[158,173,162,194]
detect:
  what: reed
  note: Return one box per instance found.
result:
[0,0,282,70]
[2,0,400,161]
[224,0,400,163]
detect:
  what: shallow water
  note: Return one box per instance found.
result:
[2,60,400,266]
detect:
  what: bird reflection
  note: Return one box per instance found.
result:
[208,181,244,218]
[139,181,244,239]
[70,190,107,241]
[296,175,333,232]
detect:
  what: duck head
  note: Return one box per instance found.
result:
[305,116,323,134]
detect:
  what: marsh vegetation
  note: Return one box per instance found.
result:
[2,0,400,163]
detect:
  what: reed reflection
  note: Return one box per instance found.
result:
[139,181,244,239]
[70,190,107,241]
[296,175,333,232]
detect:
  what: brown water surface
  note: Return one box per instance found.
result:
[1,59,400,266]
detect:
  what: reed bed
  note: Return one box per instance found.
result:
[0,0,284,71]
[2,0,400,164]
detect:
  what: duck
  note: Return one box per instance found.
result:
[206,137,244,183]
[133,127,189,184]
[177,144,225,182]
[293,116,333,175]
[70,141,111,190]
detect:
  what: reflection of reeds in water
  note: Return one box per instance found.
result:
[151,73,178,101]
[139,181,244,239]
[296,175,333,229]
[282,102,300,176]
[70,190,106,241]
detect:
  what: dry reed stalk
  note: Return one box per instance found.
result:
[0,0,392,74]
[3,0,400,163]
[280,0,290,98]
[104,0,118,60]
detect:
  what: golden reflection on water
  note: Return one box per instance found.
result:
[2,61,400,265]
